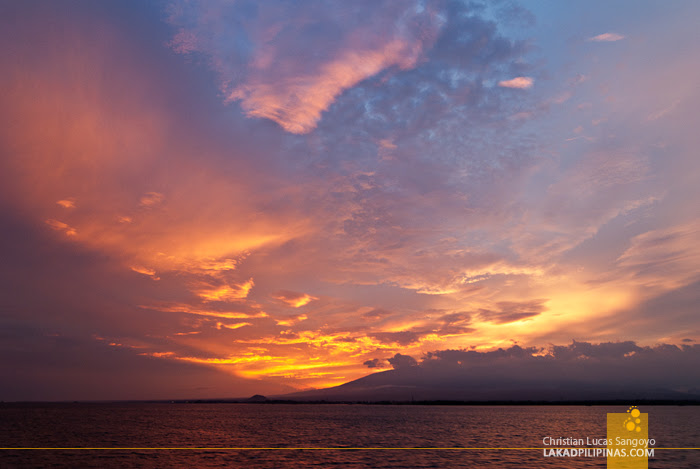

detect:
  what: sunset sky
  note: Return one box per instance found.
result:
[1,0,699,401]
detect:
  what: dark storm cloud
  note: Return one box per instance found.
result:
[306,341,700,401]
[419,341,700,393]
[423,343,539,365]
[388,353,418,369]
[363,358,386,369]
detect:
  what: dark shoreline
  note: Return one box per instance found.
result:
[3,399,700,406]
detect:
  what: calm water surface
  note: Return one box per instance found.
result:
[0,404,698,468]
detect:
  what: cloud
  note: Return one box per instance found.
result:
[509,149,656,262]
[227,41,424,134]
[272,290,317,308]
[647,99,681,121]
[140,302,269,320]
[363,358,386,368]
[437,311,473,335]
[421,341,700,393]
[139,191,164,207]
[56,198,76,209]
[274,313,308,327]
[498,76,533,89]
[371,331,426,346]
[45,219,77,236]
[0,324,293,401]
[476,299,547,324]
[194,278,255,302]
[616,221,700,290]
[387,352,418,369]
[295,341,700,401]
[588,33,625,42]
[167,0,444,133]
[216,322,252,331]
[130,265,160,281]
[422,341,700,397]
[362,308,393,321]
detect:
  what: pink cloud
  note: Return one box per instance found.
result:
[588,33,625,42]
[228,40,423,134]
[167,1,443,134]
[139,191,164,207]
[498,76,534,89]
[45,219,77,236]
[56,198,76,208]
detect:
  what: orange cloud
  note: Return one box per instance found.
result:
[1,18,312,286]
[56,198,76,208]
[216,322,252,331]
[130,265,160,280]
[194,278,255,302]
[157,330,391,387]
[275,314,308,327]
[45,219,77,236]
[140,302,269,320]
[272,290,317,308]
[195,258,240,272]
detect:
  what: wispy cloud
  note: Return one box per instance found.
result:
[588,32,625,42]
[56,198,76,209]
[139,192,164,207]
[141,302,269,320]
[130,265,160,281]
[272,290,317,308]
[167,0,444,133]
[498,76,534,89]
[647,99,681,121]
[476,299,547,325]
[616,221,700,290]
[194,278,255,302]
[228,41,426,134]
[274,313,308,327]
[45,219,77,236]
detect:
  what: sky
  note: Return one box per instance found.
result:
[1,0,699,401]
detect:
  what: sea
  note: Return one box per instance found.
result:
[1,404,698,468]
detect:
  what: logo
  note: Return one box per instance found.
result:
[607,406,651,468]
